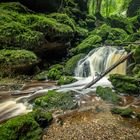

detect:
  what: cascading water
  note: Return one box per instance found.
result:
[75,46,127,78]
[0,46,127,123]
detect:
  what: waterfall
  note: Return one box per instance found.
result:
[75,46,127,78]
[0,46,127,123]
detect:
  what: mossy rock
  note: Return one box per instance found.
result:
[57,76,77,85]
[90,24,111,41]
[26,15,74,41]
[47,64,64,80]
[75,26,89,38]
[35,71,48,81]
[0,21,45,50]
[74,35,102,54]
[47,13,76,30]
[106,15,134,34]
[109,74,140,94]
[0,50,38,76]
[111,107,133,117]
[0,2,32,13]
[34,90,78,111]
[0,110,53,140]
[127,30,140,42]
[96,86,121,104]
[107,28,128,43]
[65,53,86,75]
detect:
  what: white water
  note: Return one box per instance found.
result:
[0,46,127,122]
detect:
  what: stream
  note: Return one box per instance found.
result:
[0,46,140,124]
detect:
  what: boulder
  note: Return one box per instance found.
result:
[109,74,140,94]
[0,50,38,76]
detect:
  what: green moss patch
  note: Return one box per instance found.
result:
[109,74,140,94]
[96,86,121,104]
[47,64,64,80]
[57,76,77,85]
[34,90,78,111]
[0,110,52,140]
[65,53,86,75]
[0,21,44,50]
[111,107,133,117]
[74,35,102,54]
[0,50,38,76]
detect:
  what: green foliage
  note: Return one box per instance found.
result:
[35,71,48,81]
[74,35,102,54]
[109,74,140,94]
[47,13,76,30]
[0,21,44,50]
[90,24,111,41]
[0,109,53,140]
[127,31,140,42]
[96,86,121,104]
[27,15,74,39]
[47,64,64,80]
[111,107,133,117]
[0,50,37,66]
[57,76,77,85]
[106,28,128,45]
[34,90,78,110]
[106,15,134,34]
[0,113,42,140]
[0,2,32,13]
[75,26,89,38]
[65,53,86,75]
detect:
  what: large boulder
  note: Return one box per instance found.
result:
[65,53,86,75]
[109,74,140,94]
[0,50,38,76]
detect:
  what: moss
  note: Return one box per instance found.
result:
[0,113,42,140]
[90,24,111,41]
[111,108,133,117]
[65,53,86,75]
[57,76,77,85]
[107,28,128,43]
[0,50,37,66]
[0,50,38,76]
[35,71,48,81]
[96,86,121,104]
[127,30,140,42]
[106,15,134,34]
[0,2,32,13]
[0,109,53,140]
[74,35,102,54]
[47,64,64,80]
[0,21,44,50]
[34,90,78,111]
[26,15,74,41]
[75,26,89,38]
[109,74,140,94]
[47,13,76,30]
